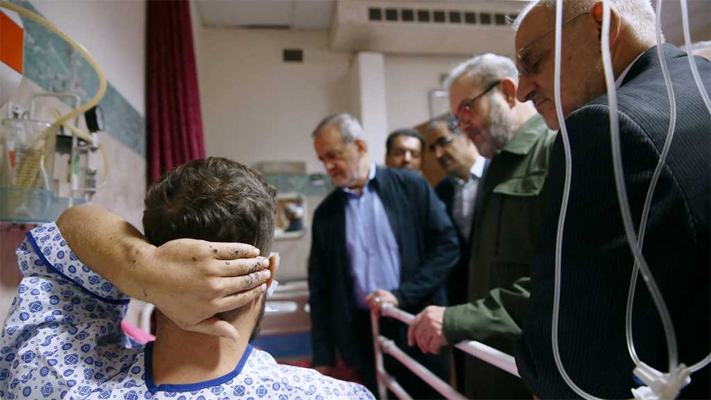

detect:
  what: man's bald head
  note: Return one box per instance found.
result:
[514,0,657,47]
[512,0,658,129]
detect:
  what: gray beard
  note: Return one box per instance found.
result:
[487,96,518,151]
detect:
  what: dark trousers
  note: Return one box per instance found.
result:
[452,348,466,393]
[351,310,450,400]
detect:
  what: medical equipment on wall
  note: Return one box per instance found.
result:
[0,1,110,223]
[549,0,711,399]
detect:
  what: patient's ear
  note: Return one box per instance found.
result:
[266,253,280,289]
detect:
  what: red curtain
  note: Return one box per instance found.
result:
[146,0,205,185]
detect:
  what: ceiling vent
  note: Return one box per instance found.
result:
[330,0,526,56]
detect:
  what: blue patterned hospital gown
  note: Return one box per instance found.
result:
[0,223,375,399]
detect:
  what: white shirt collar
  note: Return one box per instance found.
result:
[615,52,645,89]
[454,156,487,185]
[367,162,376,181]
[471,156,486,179]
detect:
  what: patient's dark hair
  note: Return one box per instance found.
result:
[143,157,277,256]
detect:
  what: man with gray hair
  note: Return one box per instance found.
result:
[408,54,557,399]
[308,113,459,398]
[513,0,709,398]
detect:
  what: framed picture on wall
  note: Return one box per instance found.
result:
[274,192,307,240]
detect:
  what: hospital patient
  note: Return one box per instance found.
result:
[0,157,374,399]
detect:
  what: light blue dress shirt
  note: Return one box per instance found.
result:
[343,163,401,309]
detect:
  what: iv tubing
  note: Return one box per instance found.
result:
[551,0,685,397]
[0,1,107,146]
[599,0,679,373]
[624,0,677,368]
[550,0,603,397]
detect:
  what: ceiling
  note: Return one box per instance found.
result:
[194,0,711,45]
[194,0,533,30]
[194,0,336,30]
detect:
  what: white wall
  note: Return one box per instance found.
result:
[384,54,469,133]
[197,28,353,174]
[31,0,147,115]
[195,28,476,170]
[193,27,474,281]
[352,52,388,166]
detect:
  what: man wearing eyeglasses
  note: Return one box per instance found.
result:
[427,117,484,308]
[309,113,458,399]
[408,53,556,399]
[512,1,710,399]
[425,116,485,392]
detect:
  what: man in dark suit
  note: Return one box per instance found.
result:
[427,117,485,307]
[308,113,459,398]
[513,0,710,398]
[427,116,485,392]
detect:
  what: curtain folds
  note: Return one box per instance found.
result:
[146,0,205,185]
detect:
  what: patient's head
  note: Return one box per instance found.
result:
[142,157,277,341]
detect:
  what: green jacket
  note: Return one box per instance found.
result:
[443,114,556,399]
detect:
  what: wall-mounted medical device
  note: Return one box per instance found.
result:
[0,1,109,224]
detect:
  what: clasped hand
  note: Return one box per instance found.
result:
[407,306,449,354]
[140,239,277,341]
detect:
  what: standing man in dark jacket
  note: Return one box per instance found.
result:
[513,0,710,398]
[408,54,557,399]
[308,113,459,398]
[428,116,487,392]
[429,116,486,308]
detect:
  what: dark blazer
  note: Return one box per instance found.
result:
[435,172,486,306]
[308,166,460,368]
[435,176,469,307]
[515,45,710,399]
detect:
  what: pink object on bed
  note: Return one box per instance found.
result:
[121,320,155,344]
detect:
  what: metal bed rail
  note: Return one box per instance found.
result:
[371,303,520,400]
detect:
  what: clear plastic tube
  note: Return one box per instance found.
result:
[552,0,683,397]
[624,0,677,368]
[600,0,679,373]
[550,0,605,397]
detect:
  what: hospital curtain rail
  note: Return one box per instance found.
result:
[371,303,520,400]
[146,0,205,185]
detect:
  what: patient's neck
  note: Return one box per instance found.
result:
[150,314,252,385]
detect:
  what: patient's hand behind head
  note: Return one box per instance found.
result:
[142,157,277,337]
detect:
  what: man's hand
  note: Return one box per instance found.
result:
[56,204,274,342]
[139,239,273,341]
[407,306,449,354]
[315,366,334,377]
[365,289,399,315]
